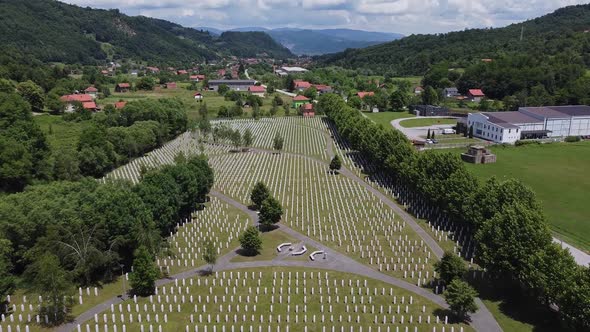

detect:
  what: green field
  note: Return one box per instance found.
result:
[399,118,457,128]
[463,142,590,251]
[363,111,415,127]
[34,114,90,149]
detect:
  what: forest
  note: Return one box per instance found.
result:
[317,93,590,330]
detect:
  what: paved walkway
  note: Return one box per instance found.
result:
[553,238,590,266]
[390,116,458,141]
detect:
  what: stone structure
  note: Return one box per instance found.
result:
[461,146,496,164]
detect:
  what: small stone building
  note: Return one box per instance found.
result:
[461,146,496,164]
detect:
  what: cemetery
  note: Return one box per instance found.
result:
[1,116,492,332]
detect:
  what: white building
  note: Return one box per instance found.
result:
[467,105,590,144]
[275,66,308,76]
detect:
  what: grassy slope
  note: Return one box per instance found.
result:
[363,111,415,127]
[34,114,90,149]
[399,118,457,128]
[464,141,590,251]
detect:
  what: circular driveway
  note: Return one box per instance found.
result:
[391,116,458,141]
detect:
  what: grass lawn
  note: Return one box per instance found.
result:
[399,118,457,128]
[463,141,590,251]
[364,111,415,127]
[34,114,90,149]
[231,228,297,262]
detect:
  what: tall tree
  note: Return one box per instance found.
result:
[444,279,478,321]
[435,251,467,284]
[129,246,159,296]
[243,128,254,148]
[239,226,262,256]
[16,80,45,113]
[259,197,283,229]
[422,86,439,105]
[329,154,342,173]
[203,240,217,274]
[273,132,284,152]
[250,181,270,210]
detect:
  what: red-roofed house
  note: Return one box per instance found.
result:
[357,91,375,99]
[146,66,160,73]
[166,82,177,89]
[300,103,315,117]
[292,95,310,109]
[82,102,97,111]
[312,84,333,94]
[190,75,206,82]
[114,101,127,109]
[115,83,131,93]
[248,85,266,97]
[194,92,203,101]
[414,86,424,95]
[60,94,95,112]
[177,70,188,75]
[217,69,226,77]
[467,89,485,102]
[84,86,99,99]
[293,80,311,92]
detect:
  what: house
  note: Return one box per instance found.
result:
[481,58,493,63]
[292,95,310,109]
[467,89,485,102]
[190,75,206,82]
[130,70,139,76]
[461,146,496,164]
[194,93,203,101]
[146,66,160,73]
[300,103,315,117]
[84,86,99,99]
[59,94,95,113]
[313,84,333,95]
[357,91,375,99]
[410,105,450,117]
[114,101,127,109]
[165,82,177,89]
[293,80,311,92]
[414,86,424,95]
[443,87,460,98]
[217,69,226,77]
[115,83,131,93]
[177,70,188,75]
[208,79,256,92]
[248,85,266,98]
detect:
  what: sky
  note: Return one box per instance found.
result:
[63,0,589,35]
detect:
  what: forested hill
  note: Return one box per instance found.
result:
[319,4,590,75]
[0,0,293,66]
[217,31,294,59]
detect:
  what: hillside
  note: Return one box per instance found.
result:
[217,31,293,58]
[0,0,293,66]
[319,4,590,75]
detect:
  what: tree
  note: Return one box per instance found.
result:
[270,105,278,117]
[129,245,159,296]
[243,128,254,148]
[259,196,283,229]
[435,252,467,284]
[136,77,156,91]
[202,240,217,273]
[283,104,290,116]
[272,94,283,106]
[16,80,45,113]
[217,84,230,96]
[0,239,15,311]
[468,126,474,138]
[347,95,362,109]
[303,87,317,100]
[250,181,270,210]
[426,129,431,139]
[273,132,284,152]
[24,253,74,325]
[329,154,342,173]
[389,90,409,111]
[230,129,242,150]
[431,131,435,139]
[444,279,478,321]
[422,86,439,105]
[239,226,262,256]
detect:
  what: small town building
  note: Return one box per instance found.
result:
[275,66,308,76]
[60,94,94,112]
[115,83,131,93]
[190,75,206,82]
[194,93,203,101]
[114,101,127,109]
[177,70,188,75]
[294,80,311,92]
[414,86,424,95]
[357,91,375,99]
[165,82,177,89]
[84,86,99,99]
[208,79,256,92]
[248,85,266,97]
[461,146,496,164]
[467,89,485,102]
[443,87,460,98]
[301,103,315,117]
[312,84,333,94]
[410,105,450,117]
[292,95,310,109]
[146,66,160,73]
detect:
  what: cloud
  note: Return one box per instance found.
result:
[62,0,589,34]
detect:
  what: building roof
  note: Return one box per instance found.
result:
[294,81,312,89]
[249,86,266,93]
[82,102,97,110]
[302,103,313,110]
[468,89,485,97]
[85,86,98,93]
[293,95,310,101]
[444,87,458,92]
[483,111,543,125]
[414,86,424,91]
[114,101,127,109]
[520,105,590,118]
[281,66,308,73]
[208,79,255,85]
[357,91,375,99]
[117,83,131,88]
[60,94,93,103]
[313,84,332,91]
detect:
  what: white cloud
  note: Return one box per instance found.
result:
[62,0,590,34]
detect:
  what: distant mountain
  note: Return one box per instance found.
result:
[219,27,403,55]
[194,27,223,35]
[0,0,294,65]
[319,4,590,75]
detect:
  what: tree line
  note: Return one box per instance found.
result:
[317,93,590,330]
[0,154,213,324]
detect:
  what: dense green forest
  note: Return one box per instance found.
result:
[0,0,293,66]
[319,4,590,76]
[317,93,590,330]
[217,31,294,59]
